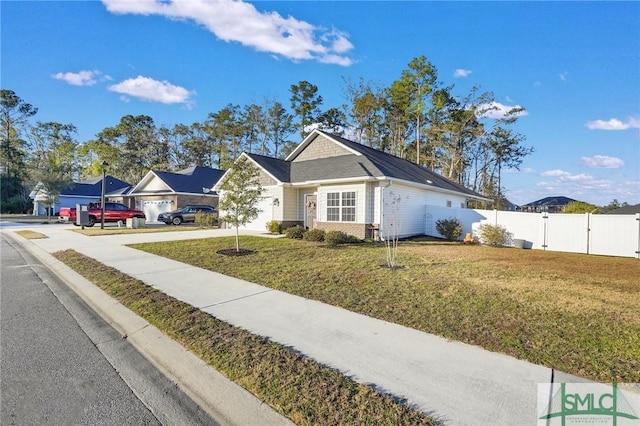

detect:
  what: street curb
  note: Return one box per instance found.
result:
[3,231,294,426]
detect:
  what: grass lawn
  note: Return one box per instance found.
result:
[53,249,437,426]
[14,230,48,239]
[130,236,640,383]
[72,224,213,236]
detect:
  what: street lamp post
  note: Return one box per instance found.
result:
[100,161,109,229]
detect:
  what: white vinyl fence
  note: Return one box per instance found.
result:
[425,205,640,259]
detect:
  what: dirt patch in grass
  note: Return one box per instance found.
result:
[53,249,438,426]
[131,237,640,383]
[14,230,48,239]
[216,248,256,256]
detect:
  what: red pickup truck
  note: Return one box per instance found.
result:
[59,202,146,227]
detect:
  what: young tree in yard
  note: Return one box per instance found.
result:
[218,157,264,252]
[383,191,403,269]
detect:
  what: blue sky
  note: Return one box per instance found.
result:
[3,1,639,206]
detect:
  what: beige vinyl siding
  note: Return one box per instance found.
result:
[140,177,171,192]
[292,134,352,162]
[282,186,298,222]
[257,169,277,186]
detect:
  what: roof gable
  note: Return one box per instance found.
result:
[59,175,131,197]
[287,132,358,162]
[130,166,225,195]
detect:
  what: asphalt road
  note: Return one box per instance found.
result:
[0,235,217,425]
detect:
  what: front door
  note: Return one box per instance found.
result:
[304,194,317,229]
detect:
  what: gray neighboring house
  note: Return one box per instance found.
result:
[30,176,132,215]
[520,196,577,213]
[128,166,225,223]
[215,129,488,239]
[603,204,640,215]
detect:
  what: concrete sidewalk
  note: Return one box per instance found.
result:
[3,224,579,425]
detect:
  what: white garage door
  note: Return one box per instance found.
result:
[240,196,273,231]
[143,200,173,223]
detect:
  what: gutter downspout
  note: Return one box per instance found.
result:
[379,180,392,241]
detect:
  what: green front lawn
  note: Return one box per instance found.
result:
[54,249,437,425]
[131,236,640,383]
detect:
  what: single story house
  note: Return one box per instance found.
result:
[520,196,577,213]
[603,203,640,215]
[29,175,132,215]
[128,166,225,223]
[215,129,488,239]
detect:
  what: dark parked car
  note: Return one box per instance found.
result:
[158,205,217,225]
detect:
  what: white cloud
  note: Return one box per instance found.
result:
[101,0,354,66]
[477,101,528,119]
[585,117,640,130]
[52,70,103,86]
[558,72,569,81]
[454,68,472,78]
[541,169,570,178]
[108,76,194,105]
[580,155,624,169]
[533,169,640,206]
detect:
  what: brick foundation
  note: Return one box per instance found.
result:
[315,222,374,240]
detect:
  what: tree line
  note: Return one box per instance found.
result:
[2,55,536,213]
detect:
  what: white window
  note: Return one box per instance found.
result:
[327,192,340,221]
[327,191,356,222]
[342,191,356,222]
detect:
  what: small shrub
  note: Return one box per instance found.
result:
[435,218,463,241]
[303,228,325,242]
[325,230,347,247]
[265,220,281,234]
[285,225,306,239]
[195,211,216,227]
[477,223,511,247]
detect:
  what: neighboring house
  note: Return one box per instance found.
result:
[128,166,225,223]
[215,129,488,239]
[603,204,640,215]
[30,175,132,215]
[520,196,577,213]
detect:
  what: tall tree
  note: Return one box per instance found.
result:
[317,107,347,135]
[218,156,264,252]
[205,104,243,169]
[290,80,323,139]
[0,90,37,207]
[266,100,294,158]
[242,103,268,155]
[398,56,438,164]
[383,79,412,157]
[28,121,77,219]
[343,78,386,148]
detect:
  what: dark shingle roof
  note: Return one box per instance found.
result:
[246,153,291,183]
[323,132,482,197]
[241,131,486,200]
[521,196,577,207]
[61,175,131,197]
[154,166,225,193]
[603,203,640,215]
